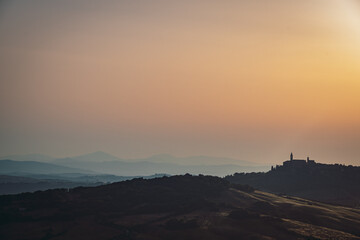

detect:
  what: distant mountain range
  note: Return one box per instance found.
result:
[0,152,269,195]
[0,159,94,175]
[53,158,269,176]
[1,151,263,165]
[0,153,55,162]
[0,151,269,195]
[0,173,169,195]
[0,151,270,176]
[123,153,259,166]
[0,158,175,195]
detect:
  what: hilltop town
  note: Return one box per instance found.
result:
[226,153,360,207]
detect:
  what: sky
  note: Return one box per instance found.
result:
[1,0,360,165]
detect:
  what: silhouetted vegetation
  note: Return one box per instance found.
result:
[225,162,360,207]
[1,174,359,240]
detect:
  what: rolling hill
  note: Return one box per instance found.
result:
[1,175,359,240]
[225,162,360,207]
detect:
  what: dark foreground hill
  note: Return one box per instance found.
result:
[1,175,360,240]
[225,163,360,207]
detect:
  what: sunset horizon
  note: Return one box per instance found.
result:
[1,0,360,165]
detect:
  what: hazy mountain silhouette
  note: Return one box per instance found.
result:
[52,151,269,176]
[0,174,169,195]
[0,160,95,175]
[1,152,269,176]
[0,157,175,195]
[53,159,268,176]
[1,175,359,240]
[129,153,260,166]
[69,151,123,162]
[0,153,54,162]
[56,151,262,166]
[0,152,269,195]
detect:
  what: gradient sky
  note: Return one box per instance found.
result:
[1,0,360,165]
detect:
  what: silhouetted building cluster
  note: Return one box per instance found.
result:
[271,153,316,171]
[283,152,315,167]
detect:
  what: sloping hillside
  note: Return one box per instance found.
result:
[0,175,359,240]
[225,163,360,207]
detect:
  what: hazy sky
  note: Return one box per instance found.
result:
[1,0,360,165]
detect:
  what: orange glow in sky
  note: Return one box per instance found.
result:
[0,0,360,164]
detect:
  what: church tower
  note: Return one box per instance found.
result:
[290,152,293,161]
